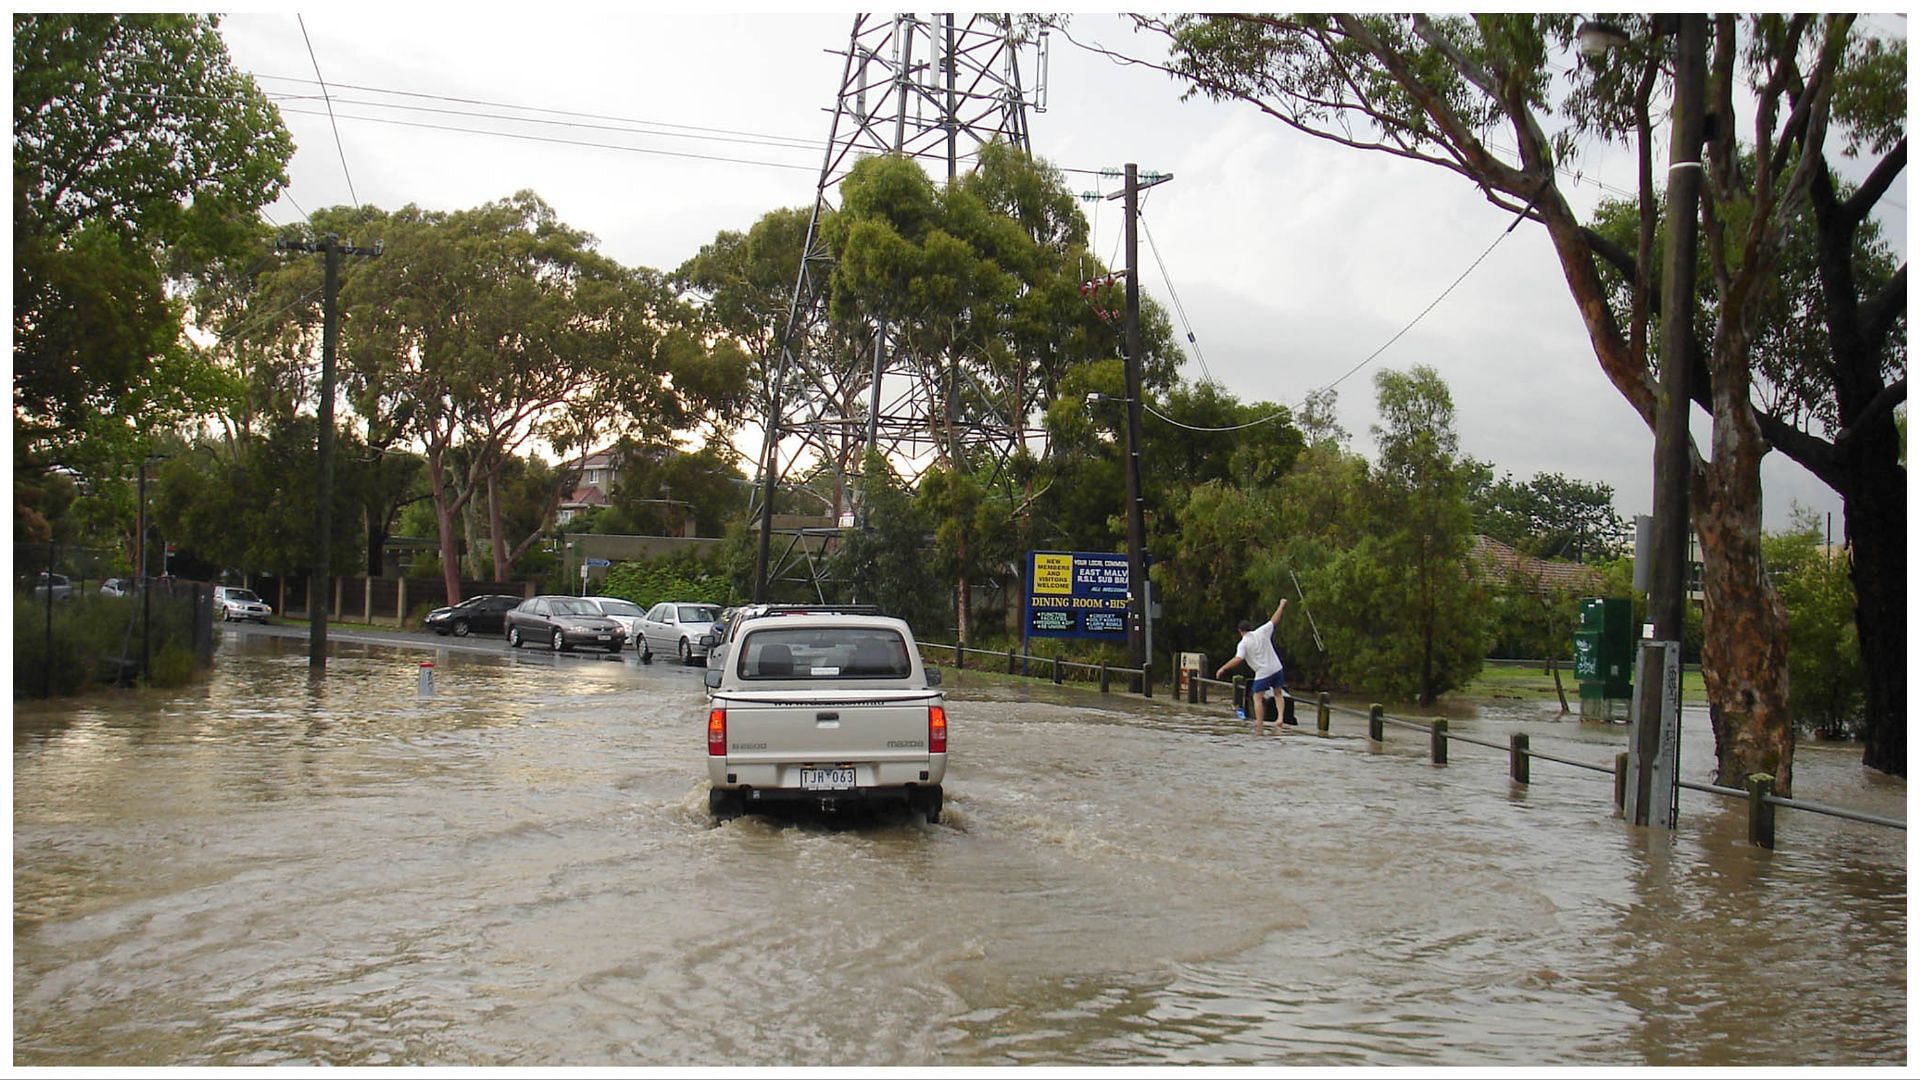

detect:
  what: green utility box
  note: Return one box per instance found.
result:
[1574,597,1634,720]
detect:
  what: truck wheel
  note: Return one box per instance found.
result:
[708,788,743,822]
[914,785,943,825]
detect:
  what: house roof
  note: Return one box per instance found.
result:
[562,484,611,510]
[1470,535,1606,593]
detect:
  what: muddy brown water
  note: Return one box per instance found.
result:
[12,632,1906,1066]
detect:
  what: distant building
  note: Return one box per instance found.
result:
[556,448,621,525]
[1470,535,1607,594]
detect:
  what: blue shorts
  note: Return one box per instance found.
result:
[1250,671,1285,695]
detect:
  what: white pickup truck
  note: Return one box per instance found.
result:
[703,607,946,823]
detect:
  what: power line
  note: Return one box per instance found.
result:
[297,17,359,210]
[1137,209,1214,385]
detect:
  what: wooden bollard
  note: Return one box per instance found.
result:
[1051,656,1062,685]
[1006,648,1016,675]
[1317,692,1331,734]
[1368,703,1384,742]
[1099,662,1110,693]
[1233,676,1247,714]
[1142,665,1152,698]
[1510,733,1530,785]
[955,643,965,670]
[1186,669,1199,704]
[1747,773,1777,850]
[1614,752,1629,814]
[1430,718,1448,764]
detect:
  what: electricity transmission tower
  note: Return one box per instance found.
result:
[752,13,1049,600]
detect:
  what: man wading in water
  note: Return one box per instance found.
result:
[1216,598,1288,734]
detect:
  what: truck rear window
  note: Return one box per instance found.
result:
[738,626,911,680]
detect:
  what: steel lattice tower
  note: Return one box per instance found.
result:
[752,13,1048,600]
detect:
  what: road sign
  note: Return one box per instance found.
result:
[584,558,611,567]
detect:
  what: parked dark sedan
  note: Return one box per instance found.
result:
[504,595,627,653]
[425,593,523,637]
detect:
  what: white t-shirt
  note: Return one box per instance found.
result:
[1235,621,1283,681]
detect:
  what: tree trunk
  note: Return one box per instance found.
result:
[1695,370,1796,795]
[428,458,462,605]
[1846,428,1905,776]
[488,470,510,582]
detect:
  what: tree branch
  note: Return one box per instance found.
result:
[1834,376,1908,451]
[1843,137,1908,227]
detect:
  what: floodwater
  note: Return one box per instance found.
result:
[13,633,1906,1066]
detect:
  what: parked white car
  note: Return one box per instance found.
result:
[214,585,273,623]
[704,608,946,822]
[638,601,723,664]
[582,596,647,649]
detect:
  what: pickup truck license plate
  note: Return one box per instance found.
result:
[800,766,856,791]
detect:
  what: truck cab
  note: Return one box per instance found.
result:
[704,609,946,823]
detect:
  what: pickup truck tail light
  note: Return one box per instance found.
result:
[708,707,727,756]
[928,704,947,754]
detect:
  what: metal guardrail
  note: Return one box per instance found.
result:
[917,642,1901,852]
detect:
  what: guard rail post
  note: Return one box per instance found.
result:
[1317,692,1331,734]
[955,643,965,670]
[1430,719,1448,765]
[1052,656,1062,685]
[1368,703,1384,742]
[1186,669,1200,704]
[1747,773,1777,850]
[1007,648,1016,676]
[1233,676,1246,715]
[1142,665,1152,699]
[1510,733,1531,785]
[1614,752,1629,814]
[1099,661,1110,694]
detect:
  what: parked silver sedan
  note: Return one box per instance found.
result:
[582,596,647,650]
[637,601,722,664]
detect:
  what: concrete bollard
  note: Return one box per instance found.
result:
[1510,733,1531,785]
[1368,703,1384,742]
[1747,773,1777,850]
[1430,718,1448,764]
[1317,692,1331,734]
[417,661,434,698]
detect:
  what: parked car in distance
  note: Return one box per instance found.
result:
[99,577,129,597]
[424,593,522,637]
[214,585,273,623]
[29,572,74,600]
[704,608,945,823]
[582,596,647,649]
[504,595,626,654]
[699,606,744,665]
[638,601,724,664]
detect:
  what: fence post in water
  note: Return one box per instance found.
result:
[1430,719,1448,764]
[1747,773,1777,850]
[1233,676,1246,714]
[1510,733,1531,785]
[1317,692,1331,734]
[955,642,965,670]
[1052,656,1062,685]
[1368,704,1384,742]
[1142,664,1152,698]
[417,661,434,698]
[1099,662,1110,694]
[1007,648,1016,676]
[1614,752,1630,814]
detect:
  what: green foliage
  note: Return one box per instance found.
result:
[12,591,203,697]
[1765,509,1865,738]
[1469,467,1626,562]
[599,552,736,610]
[13,13,291,490]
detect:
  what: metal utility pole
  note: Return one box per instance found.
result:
[1109,163,1173,669]
[752,13,1045,601]
[278,233,380,671]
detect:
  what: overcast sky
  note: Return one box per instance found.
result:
[215,10,1902,537]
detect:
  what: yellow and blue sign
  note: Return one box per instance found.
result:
[1025,550,1129,640]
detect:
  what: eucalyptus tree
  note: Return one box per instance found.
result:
[339,192,742,600]
[1125,12,1905,790]
[13,13,291,540]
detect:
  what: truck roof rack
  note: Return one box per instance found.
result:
[745,604,885,617]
